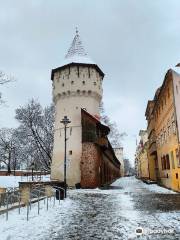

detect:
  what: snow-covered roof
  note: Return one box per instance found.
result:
[62,29,95,65]
[51,29,104,79]
[171,66,180,76]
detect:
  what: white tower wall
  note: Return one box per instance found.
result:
[51,54,103,186]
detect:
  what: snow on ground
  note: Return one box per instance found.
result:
[0,197,73,240]
[0,175,50,188]
[0,177,180,240]
[112,176,177,194]
[0,176,22,188]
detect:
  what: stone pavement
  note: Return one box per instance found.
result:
[44,177,180,240]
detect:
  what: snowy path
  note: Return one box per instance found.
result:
[0,177,180,240]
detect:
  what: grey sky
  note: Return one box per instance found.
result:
[0,0,180,164]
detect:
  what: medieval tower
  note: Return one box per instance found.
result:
[51,30,104,186]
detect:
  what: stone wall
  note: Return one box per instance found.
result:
[80,143,120,188]
[80,143,100,188]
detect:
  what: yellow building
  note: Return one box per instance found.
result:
[145,100,159,181]
[146,66,180,191]
[135,130,150,179]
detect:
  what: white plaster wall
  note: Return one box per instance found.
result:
[51,65,103,186]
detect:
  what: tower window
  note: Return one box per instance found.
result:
[77,89,80,94]
[71,81,74,85]
[77,66,80,77]
[62,83,64,87]
[82,81,85,85]
[88,68,90,78]
[69,150,72,155]
[176,173,178,179]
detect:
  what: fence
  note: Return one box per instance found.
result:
[0,184,65,221]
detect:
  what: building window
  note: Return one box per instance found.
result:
[170,151,175,169]
[175,148,180,167]
[166,154,170,169]
[62,83,64,87]
[69,150,72,155]
[162,155,170,170]
[94,82,97,86]
[161,157,164,170]
[176,173,178,179]
[82,81,85,85]
[71,81,74,85]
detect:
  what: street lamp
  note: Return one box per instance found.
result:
[31,162,35,181]
[60,116,71,198]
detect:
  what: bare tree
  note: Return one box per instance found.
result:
[124,158,135,176]
[15,99,54,171]
[0,128,21,174]
[0,71,14,104]
[99,101,126,147]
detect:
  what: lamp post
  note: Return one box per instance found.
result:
[60,116,71,198]
[31,162,35,181]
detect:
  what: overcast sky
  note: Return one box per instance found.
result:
[0,0,180,164]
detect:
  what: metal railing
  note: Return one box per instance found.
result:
[0,184,65,221]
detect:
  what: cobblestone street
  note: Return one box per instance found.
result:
[1,176,180,240]
[44,177,180,240]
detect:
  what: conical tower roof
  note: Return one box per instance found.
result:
[51,29,104,79]
[65,29,88,59]
[51,29,104,80]
[60,29,95,66]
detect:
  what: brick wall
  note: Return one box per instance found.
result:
[80,143,101,188]
[80,143,120,188]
